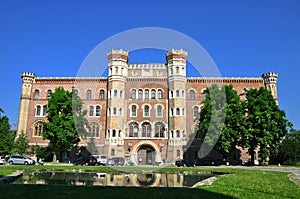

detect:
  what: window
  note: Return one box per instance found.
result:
[43,105,47,116]
[176,90,180,97]
[114,90,117,97]
[112,129,116,137]
[34,122,43,137]
[120,90,123,98]
[129,122,138,137]
[138,89,143,99]
[88,122,100,138]
[176,108,180,116]
[100,90,105,99]
[113,108,117,115]
[171,108,174,116]
[89,106,94,116]
[171,91,173,98]
[108,108,111,115]
[36,105,41,116]
[131,105,137,117]
[142,122,151,137]
[157,105,163,117]
[96,106,101,116]
[177,150,180,157]
[34,89,39,99]
[119,108,122,115]
[182,90,184,98]
[145,89,149,99]
[158,89,162,99]
[176,67,179,74]
[86,90,92,100]
[151,89,156,99]
[111,149,115,156]
[47,90,52,99]
[190,90,195,100]
[176,130,180,138]
[155,122,165,138]
[132,89,137,99]
[115,67,119,74]
[193,106,199,118]
[144,105,150,117]
[243,89,248,100]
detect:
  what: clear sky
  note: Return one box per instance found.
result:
[0,1,299,129]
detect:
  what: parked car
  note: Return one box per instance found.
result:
[74,156,98,166]
[0,156,5,165]
[8,155,35,165]
[175,159,196,167]
[94,154,108,166]
[107,157,125,166]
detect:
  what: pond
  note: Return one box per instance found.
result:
[13,170,217,188]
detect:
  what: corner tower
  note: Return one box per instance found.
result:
[105,49,128,157]
[262,72,278,104]
[166,49,188,162]
[17,72,36,137]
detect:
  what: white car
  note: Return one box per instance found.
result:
[94,154,108,166]
[0,156,5,165]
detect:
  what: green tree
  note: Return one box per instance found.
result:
[244,87,288,165]
[86,137,98,155]
[43,87,89,162]
[0,109,15,156]
[14,132,29,155]
[197,85,246,160]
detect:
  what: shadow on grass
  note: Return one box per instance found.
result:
[0,184,236,199]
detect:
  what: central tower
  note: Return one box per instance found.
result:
[105,49,128,157]
[166,49,188,162]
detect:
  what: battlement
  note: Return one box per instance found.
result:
[128,63,166,69]
[262,72,278,78]
[21,72,36,83]
[166,49,188,59]
[107,49,129,56]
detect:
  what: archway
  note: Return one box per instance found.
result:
[137,144,155,165]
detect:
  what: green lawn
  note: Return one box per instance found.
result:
[0,165,299,199]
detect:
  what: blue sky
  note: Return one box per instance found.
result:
[0,1,299,129]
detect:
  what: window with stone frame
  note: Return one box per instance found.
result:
[131,105,137,117]
[34,89,39,99]
[100,90,105,99]
[47,89,52,99]
[155,122,165,138]
[193,106,199,118]
[88,122,100,138]
[34,122,44,137]
[145,89,149,99]
[132,89,137,99]
[43,105,47,116]
[86,89,92,100]
[36,105,41,116]
[142,122,151,137]
[138,89,143,99]
[158,89,163,99]
[144,105,150,117]
[151,89,156,99]
[89,106,94,116]
[190,90,195,100]
[129,122,138,137]
[156,105,163,117]
[96,105,101,116]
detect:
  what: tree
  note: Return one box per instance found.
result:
[14,132,29,155]
[197,85,246,160]
[43,87,89,162]
[0,109,15,156]
[244,87,288,165]
[86,137,98,155]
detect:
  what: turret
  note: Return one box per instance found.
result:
[262,72,278,104]
[107,49,129,81]
[17,72,36,137]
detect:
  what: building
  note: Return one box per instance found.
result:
[16,49,278,165]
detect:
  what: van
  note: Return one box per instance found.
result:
[94,154,108,166]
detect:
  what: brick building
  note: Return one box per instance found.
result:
[17,49,278,165]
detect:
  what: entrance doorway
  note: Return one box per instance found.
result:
[137,145,156,165]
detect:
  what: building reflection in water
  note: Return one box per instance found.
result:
[14,171,213,188]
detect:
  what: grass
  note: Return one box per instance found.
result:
[0,165,299,199]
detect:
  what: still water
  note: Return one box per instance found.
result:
[13,170,215,188]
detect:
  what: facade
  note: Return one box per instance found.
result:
[17,49,278,165]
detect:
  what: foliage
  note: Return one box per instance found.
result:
[42,87,89,160]
[244,87,288,164]
[14,132,29,155]
[0,109,16,156]
[197,85,246,160]
[86,137,98,155]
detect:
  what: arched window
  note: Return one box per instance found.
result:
[190,90,195,100]
[34,122,43,137]
[176,90,180,97]
[176,130,180,138]
[151,89,156,99]
[171,91,173,98]
[36,105,41,116]
[129,122,138,137]
[157,105,163,117]
[113,108,117,115]
[132,89,137,99]
[119,108,122,115]
[47,89,52,99]
[131,105,137,117]
[86,89,92,100]
[108,108,111,115]
[115,67,119,74]
[138,89,143,99]
[171,108,174,116]
[96,106,101,116]
[145,89,149,99]
[158,89,163,99]
[43,105,47,116]
[89,106,94,116]
[182,90,184,98]
[144,105,150,117]
[114,90,118,97]
[176,108,180,115]
[88,122,100,138]
[34,89,39,99]
[120,90,123,98]
[100,90,105,99]
[142,122,151,137]
[111,149,115,156]
[155,122,165,138]
[193,106,199,118]
[112,129,116,137]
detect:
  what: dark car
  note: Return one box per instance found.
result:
[175,159,196,167]
[107,157,124,166]
[74,156,98,166]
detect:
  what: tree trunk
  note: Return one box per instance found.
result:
[52,154,57,163]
